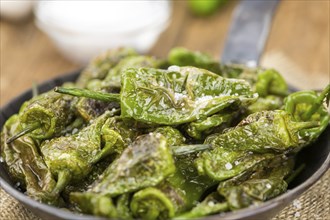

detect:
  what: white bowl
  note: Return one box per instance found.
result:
[34,1,171,64]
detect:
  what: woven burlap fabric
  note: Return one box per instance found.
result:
[1,170,329,220]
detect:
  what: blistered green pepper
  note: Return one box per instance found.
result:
[70,192,117,218]
[76,56,163,121]
[41,111,139,194]
[218,156,294,210]
[76,47,138,88]
[69,134,211,218]
[129,147,218,220]
[101,55,165,90]
[255,69,288,97]
[116,194,134,220]
[220,65,288,97]
[220,64,259,82]
[75,95,120,121]
[89,133,176,196]
[185,111,237,140]
[6,88,78,143]
[56,67,257,125]
[62,156,114,202]
[168,47,221,74]
[284,85,330,145]
[204,110,319,154]
[195,146,276,181]
[130,187,179,220]
[178,157,294,218]
[1,115,59,205]
[247,95,283,114]
[174,192,228,219]
[152,126,186,146]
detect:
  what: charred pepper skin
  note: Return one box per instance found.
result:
[1,115,60,205]
[195,146,276,181]
[90,133,176,197]
[76,55,164,121]
[204,110,319,154]
[41,111,139,194]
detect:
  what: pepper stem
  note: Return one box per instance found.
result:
[302,84,330,120]
[290,121,319,132]
[171,144,212,156]
[285,163,305,185]
[54,87,120,102]
[52,170,71,195]
[6,122,40,144]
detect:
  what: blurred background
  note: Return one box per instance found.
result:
[1,0,329,107]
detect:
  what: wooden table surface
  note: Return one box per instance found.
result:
[1,0,329,107]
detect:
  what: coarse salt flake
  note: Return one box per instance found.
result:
[225,162,233,170]
[168,65,180,72]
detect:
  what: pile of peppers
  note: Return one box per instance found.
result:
[1,47,329,219]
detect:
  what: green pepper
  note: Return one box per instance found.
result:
[130,147,218,220]
[178,157,293,218]
[130,187,178,220]
[247,95,283,114]
[69,134,212,219]
[41,111,139,194]
[75,93,120,122]
[56,67,257,125]
[284,85,330,145]
[204,110,319,153]
[255,69,288,97]
[218,156,294,210]
[174,192,228,219]
[90,133,176,196]
[168,153,217,209]
[101,55,165,90]
[129,164,215,219]
[70,192,117,218]
[6,88,78,143]
[220,65,288,97]
[76,47,138,88]
[76,55,163,121]
[168,47,221,74]
[62,156,114,202]
[185,111,237,140]
[1,115,60,205]
[152,126,186,146]
[195,146,276,181]
[116,194,134,220]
